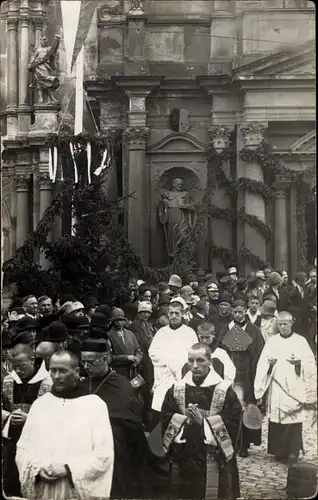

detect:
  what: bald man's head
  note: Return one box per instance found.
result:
[49,350,80,393]
[36,341,59,360]
[9,343,35,380]
[277,310,294,337]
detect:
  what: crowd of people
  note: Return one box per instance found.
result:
[1,265,317,500]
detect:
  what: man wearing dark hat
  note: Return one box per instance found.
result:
[14,316,38,345]
[2,343,52,496]
[82,295,99,322]
[208,292,234,339]
[81,337,150,498]
[189,300,208,333]
[108,308,142,380]
[62,314,90,358]
[216,299,265,457]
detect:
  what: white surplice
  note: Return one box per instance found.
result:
[254,333,316,424]
[211,347,236,385]
[16,392,114,500]
[149,323,198,411]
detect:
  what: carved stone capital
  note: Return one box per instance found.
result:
[124,126,150,147]
[240,122,268,150]
[15,175,31,191]
[7,18,19,30]
[38,173,52,189]
[32,17,44,30]
[19,16,30,28]
[208,125,233,153]
[129,0,145,14]
[273,173,291,198]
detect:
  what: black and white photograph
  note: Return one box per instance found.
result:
[0,0,317,499]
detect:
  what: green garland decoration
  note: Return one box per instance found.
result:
[228,177,274,200]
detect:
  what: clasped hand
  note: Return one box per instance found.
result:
[186,404,203,425]
[39,464,67,482]
[11,410,27,426]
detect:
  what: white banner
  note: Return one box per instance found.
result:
[60,0,82,74]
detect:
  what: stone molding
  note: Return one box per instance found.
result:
[240,122,268,150]
[32,17,45,30]
[129,0,145,15]
[15,175,30,191]
[207,125,233,153]
[38,173,52,189]
[124,126,150,147]
[273,173,291,198]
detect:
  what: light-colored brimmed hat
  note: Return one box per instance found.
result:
[180,285,194,295]
[268,272,282,286]
[138,301,153,313]
[111,308,126,322]
[168,275,182,288]
[170,296,187,310]
[63,301,84,315]
[228,267,237,275]
[207,282,219,292]
[256,270,265,280]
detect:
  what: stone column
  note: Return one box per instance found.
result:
[38,173,53,269]
[207,125,234,273]
[238,122,268,273]
[210,1,236,74]
[6,17,19,136]
[124,126,150,261]
[289,182,298,278]
[33,16,44,46]
[18,1,32,133]
[15,175,30,248]
[273,175,289,272]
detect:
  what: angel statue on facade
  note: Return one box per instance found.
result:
[158,177,196,261]
[28,34,60,105]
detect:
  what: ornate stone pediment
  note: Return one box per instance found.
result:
[233,40,315,78]
[289,130,316,153]
[148,133,206,154]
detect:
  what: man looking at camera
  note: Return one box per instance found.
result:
[254,311,316,468]
[161,343,241,499]
[2,343,52,497]
[15,350,114,500]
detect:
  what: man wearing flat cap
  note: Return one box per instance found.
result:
[108,308,143,380]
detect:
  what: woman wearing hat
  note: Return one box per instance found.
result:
[264,271,290,311]
[108,308,143,381]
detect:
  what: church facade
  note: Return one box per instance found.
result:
[0,0,316,289]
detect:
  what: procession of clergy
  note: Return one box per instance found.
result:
[1,266,317,500]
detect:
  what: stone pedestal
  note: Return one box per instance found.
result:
[274,177,289,271]
[15,175,30,248]
[237,122,268,272]
[28,103,60,136]
[124,126,150,261]
[38,173,53,269]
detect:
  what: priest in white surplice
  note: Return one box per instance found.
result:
[16,350,114,500]
[149,299,198,430]
[254,311,316,468]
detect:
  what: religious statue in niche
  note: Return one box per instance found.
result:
[169,108,190,133]
[158,177,196,260]
[28,34,60,105]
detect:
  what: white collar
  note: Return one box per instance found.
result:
[11,361,50,385]
[228,320,247,331]
[247,310,261,319]
[182,367,223,387]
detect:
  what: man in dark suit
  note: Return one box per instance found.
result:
[289,272,309,338]
[108,308,143,380]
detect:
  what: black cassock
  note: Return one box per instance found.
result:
[161,374,242,500]
[82,370,152,498]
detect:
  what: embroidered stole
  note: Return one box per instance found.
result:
[164,379,234,500]
[2,375,51,414]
